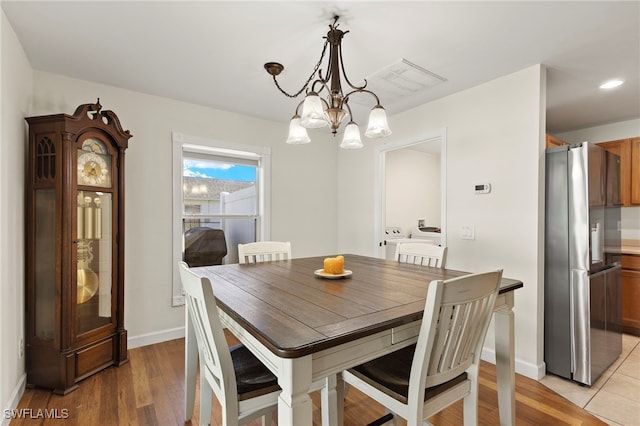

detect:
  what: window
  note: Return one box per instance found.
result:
[171,132,271,306]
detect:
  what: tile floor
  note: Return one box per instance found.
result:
[540,333,640,425]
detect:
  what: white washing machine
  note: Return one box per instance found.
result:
[384,227,441,260]
[410,227,442,246]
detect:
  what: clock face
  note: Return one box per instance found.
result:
[77,149,112,187]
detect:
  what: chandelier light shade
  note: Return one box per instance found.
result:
[300,92,328,128]
[365,105,392,138]
[286,115,311,144]
[264,15,391,149]
[340,121,364,149]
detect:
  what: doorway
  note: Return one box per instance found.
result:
[374,128,447,258]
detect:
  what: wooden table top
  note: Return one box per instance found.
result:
[193,254,523,358]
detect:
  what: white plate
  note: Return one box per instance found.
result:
[314,269,353,279]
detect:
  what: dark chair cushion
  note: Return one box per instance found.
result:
[229,344,280,401]
[349,344,467,404]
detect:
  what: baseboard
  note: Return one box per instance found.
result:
[2,373,26,426]
[127,326,185,349]
[481,347,545,380]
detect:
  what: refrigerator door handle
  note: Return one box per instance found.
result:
[591,222,603,264]
[570,268,591,385]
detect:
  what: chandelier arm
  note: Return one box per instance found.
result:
[317,36,335,94]
[294,100,305,116]
[270,38,331,98]
[319,97,331,110]
[343,88,382,107]
[344,101,354,120]
[310,79,329,95]
[337,41,367,91]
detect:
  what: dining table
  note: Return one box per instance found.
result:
[184,254,523,426]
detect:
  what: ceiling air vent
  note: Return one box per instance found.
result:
[351,59,447,106]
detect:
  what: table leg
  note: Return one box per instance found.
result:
[321,374,344,426]
[278,356,313,426]
[185,308,197,422]
[494,292,516,426]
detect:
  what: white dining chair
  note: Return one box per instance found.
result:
[179,262,280,425]
[341,269,503,426]
[394,242,447,268]
[237,241,291,264]
[235,243,340,425]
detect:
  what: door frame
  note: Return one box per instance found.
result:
[374,128,447,258]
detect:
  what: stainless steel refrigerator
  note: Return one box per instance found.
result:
[544,142,622,386]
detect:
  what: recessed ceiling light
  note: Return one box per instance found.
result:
[599,80,624,89]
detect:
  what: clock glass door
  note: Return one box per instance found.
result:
[76,190,113,334]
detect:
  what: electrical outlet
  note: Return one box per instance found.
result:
[19,338,24,358]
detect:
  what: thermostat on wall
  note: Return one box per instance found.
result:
[474,183,491,194]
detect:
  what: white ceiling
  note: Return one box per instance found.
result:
[2,1,639,135]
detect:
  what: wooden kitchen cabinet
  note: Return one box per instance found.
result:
[546,134,569,148]
[631,137,640,204]
[597,137,640,206]
[621,254,640,336]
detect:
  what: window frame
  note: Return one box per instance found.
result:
[171,132,271,306]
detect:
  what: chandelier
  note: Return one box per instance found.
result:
[264,16,391,149]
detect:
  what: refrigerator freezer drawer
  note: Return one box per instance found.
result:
[571,268,590,384]
[571,266,622,385]
[588,265,622,385]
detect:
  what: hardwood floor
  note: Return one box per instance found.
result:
[12,336,607,425]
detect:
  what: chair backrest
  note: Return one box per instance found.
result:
[178,262,238,408]
[395,242,447,268]
[237,241,292,264]
[409,269,502,397]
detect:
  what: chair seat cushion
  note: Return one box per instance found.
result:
[230,344,280,400]
[349,344,467,404]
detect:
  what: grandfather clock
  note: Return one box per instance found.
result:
[25,100,131,394]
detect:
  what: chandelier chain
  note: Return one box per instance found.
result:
[272,38,330,99]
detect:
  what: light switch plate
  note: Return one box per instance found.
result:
[461,225,475,240]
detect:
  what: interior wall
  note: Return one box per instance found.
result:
[30,71,339,346]
[338,65,546,379]
[1,10,32,422]
[385,148,440,235]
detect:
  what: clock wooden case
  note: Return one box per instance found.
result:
[25,100,132,394]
